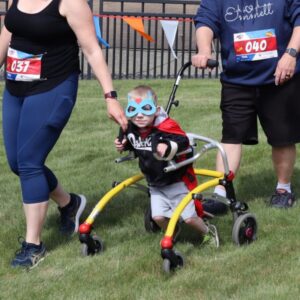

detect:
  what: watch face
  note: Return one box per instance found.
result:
[287,48,297,57]
[110,91,118,98]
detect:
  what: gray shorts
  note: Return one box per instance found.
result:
[149,182,197,221]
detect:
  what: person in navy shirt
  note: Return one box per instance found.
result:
[193,0,300,208]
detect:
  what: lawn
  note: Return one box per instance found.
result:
[0,79,300,299]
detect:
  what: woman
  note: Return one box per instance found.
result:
[0,0,127,268]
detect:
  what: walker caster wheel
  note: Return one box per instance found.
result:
[162,250,184,273]
[81,235,104,256]
[232,213,257,246]
[144,205,160,233]
[163,258,171,273]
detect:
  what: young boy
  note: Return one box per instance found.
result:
[115,85,219,247]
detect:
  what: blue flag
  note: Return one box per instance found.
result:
[93,16,110,48]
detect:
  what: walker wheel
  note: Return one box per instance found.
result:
[162,250,184,273]
[144,205,160,233]
[232,213,257,246]
[81,235,104,256]
[162,259,171,273]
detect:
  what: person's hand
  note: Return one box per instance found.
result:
[114,137,127,152]
[192,53,212,69]
[106,99,128,131]
[156,143,168,158]
[274,53,296,86]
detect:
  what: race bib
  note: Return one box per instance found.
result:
[6,47,43,81]
[234,29,278,62]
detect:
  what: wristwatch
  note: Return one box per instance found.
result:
[104,91,118,100]
[285,48,298,58]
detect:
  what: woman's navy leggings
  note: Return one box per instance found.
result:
[2,73,78,204]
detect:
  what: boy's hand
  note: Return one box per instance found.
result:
[114,137,127,152]
[156,143,168,158]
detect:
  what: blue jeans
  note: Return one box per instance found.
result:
[2,73,79,203]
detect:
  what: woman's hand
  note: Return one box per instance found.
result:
[106,99,128,131]
[274,53,296,86]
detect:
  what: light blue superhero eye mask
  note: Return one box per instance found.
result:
[125,91,157,118]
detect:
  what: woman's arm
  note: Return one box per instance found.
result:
[274,26,300,86]
[0,0,12,68]
[0,25,11,68]
[60,0,127,130]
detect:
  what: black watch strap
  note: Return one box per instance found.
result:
[104,91,118,100]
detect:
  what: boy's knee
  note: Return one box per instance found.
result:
[184,217,196,225]
[152,215,166,223]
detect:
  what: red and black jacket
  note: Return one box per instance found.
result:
[124,110,197,190]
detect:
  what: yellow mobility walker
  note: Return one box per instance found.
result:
[78,61,258,272]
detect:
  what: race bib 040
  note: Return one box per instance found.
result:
[234,29,278,62]
[6,47,43,81]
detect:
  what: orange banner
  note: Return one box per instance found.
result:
[123,16,154,42]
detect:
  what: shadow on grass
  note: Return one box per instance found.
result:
[236,168,300,203]
[43,167,300,251]
[44,188,150,251]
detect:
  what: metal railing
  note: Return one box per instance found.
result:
[95,0,220,79]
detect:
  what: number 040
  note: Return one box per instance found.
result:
[245,40,267,53]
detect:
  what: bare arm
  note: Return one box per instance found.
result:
[191,26,214,68]
[60,0,127,130]
[0,25,11,68]
[0,0,12,68]
[274,26,300,86]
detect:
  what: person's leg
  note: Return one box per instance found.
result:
[269,146,296,207]
[44,167,86,231]
[2,89,22,176]
[173,182,219,247]
[213,82,258,197]
[2,90,48,266]
[184,217,208,234]
[50,182,71,207]
[152,216,169,231]
[216,143,242,174]
[18,77,81,241]
[23,202,48,244]
[259,74,300,207]
[272,145,296,186]
[150,186,172,230]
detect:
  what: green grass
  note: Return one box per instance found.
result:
[1,79,300,299]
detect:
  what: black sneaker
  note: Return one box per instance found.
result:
[11,238,46,269]
[58,194,86,235]
[269,189,296,208]
[202,193,228,215]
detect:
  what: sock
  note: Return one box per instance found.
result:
[276,182,291,193]
[214,186,226,198]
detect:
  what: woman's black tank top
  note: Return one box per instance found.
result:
[4,0,80,96]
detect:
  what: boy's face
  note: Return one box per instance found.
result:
[130,111,157,128]
[126,92,158,128]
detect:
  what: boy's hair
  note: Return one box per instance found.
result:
[129,85,158,105]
